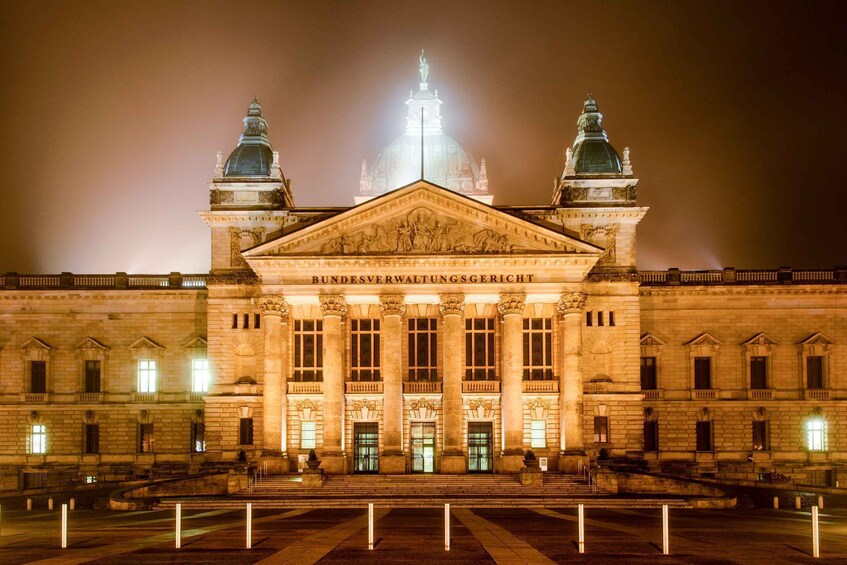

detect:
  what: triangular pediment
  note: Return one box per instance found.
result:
[742,332,779,347]
[74,336,110,351]
[244,181,602,258]
[686,332,723,347]
[801,332,836,346]
[182,336,208,350]
[127,336,164,350]
[640,333,667,347]
[18,337,53,351]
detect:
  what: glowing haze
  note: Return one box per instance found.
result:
[0,1,845,273]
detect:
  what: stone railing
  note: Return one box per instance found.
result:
[642,390,662,400]
[522,380,559,393]
[288,382,323,394]
[345,381,383,394]
[691,389,716,400]
[639,267,846,286]
[76,392,104,403]
[403,381,442,394]
[21,393,49,403]
[805,389,830,400]
[2,272,206,290]
[749,389,773,400]
[462,380,500,393]
[131,392,158,403]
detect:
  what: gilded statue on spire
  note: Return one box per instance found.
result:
[419,50,429,83]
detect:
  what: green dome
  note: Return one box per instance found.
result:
[569,94,623,175]
[224,98,275,178]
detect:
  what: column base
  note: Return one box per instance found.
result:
[319,452,348,474]
[441,453,467,474]
[558,450,587,473]
[500,453,525,474]
[379,453,406,474]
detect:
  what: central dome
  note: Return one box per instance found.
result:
[357,52,490,204]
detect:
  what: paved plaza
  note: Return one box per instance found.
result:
[0,504,846,564]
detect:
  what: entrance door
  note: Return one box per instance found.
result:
[410,422,436,473]
[467,422,493,473]
[353,422,379,473]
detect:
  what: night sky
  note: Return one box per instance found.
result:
[1,1,845,274]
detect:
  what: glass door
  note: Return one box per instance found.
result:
[467,422,493,473]
[410,422,436,473]
[353,422,379,473]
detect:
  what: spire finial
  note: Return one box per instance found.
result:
[419,50,429,83]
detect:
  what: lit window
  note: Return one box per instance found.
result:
[191,422,206,453]
[85,475,97,484]
[301,421,316,449]
[807,419,827,451]
[137,360,157,393]
[191,358,209,393]
[530,420,546,448]
[30,424,47,454]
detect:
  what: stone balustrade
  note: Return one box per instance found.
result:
[521,380,559,393]
[345,381,383,394]
[2,272,206,290]
[403,381,442,394]
[640,267,846,286]
[462,380,500,393]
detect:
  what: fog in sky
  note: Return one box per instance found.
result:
[0,1,845,274]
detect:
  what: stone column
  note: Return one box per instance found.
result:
[259,295,288,473]
[320,294,347,474]
[380,294,406,474]
[498,293,526,473]
[440,294,466,474]
[557,291,587,472]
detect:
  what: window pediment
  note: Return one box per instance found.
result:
[127,336,164,351]
[801,332,836,346]
[686,332,723,347]
[75,337,110,351]
[182,336,208,351]
[19,337,54,351]
[640,332,666,347]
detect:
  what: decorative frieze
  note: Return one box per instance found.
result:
[557,291,587,317]
[319,294,348,317]
[439,294,465,316]
[497,292,525,317]
[259,295,289,318]
[379,294,406,317]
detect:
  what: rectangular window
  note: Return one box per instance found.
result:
[465,318,496,381]
[598,312,604,326]
[84,423,100,454]
[640,357,657,390]
[191,423,205,453]
[138,423,154,453]
[191,358,209,393]
[696,421,713,451]
[750,356,767,389]
[239,418,254,445]
[351,319,381,381]
[694,357,711,390]
[586,311,592,326]
[807,419,827,451]
[84,360,101,393]
[523,318,553,380]
[294,320,323,382]
[254,313,261,329]
[301,421,316,449]
[30,424,47,454]
[408,318,438,381]
[137,360,157,393]
[609,311,615,326]
[530,419,546,448]
[593,416,609,443]
[243,313,250,329]
[644,421,659,452]
[30,360,47,393]
[232,314,238,329]
[807,356,824,389]
[752,421,768,451]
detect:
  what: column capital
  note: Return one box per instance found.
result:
[379,294,406,317]
[319,294,348,318]
[439,294,465,316]
[497,292,525,317]
[258,295,289,318]
[557,291,587,317]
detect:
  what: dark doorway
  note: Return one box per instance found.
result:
[468,422,493,473]
[353,422,379,473]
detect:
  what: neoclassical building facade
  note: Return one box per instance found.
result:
[0,59,843,489]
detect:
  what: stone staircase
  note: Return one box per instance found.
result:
[155,473,694,509]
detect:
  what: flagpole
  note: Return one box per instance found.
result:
[420,107,424,179]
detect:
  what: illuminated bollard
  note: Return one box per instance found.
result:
[368,503,374,550]
[662,504,669,555]
[70,498,75,511]
[246,503,252,549]
[27,498,32,511]
[796,496,802,509]
[444,503,451,551]
[773,497,779,509]
[48,497,54,511]
[811,505,820,558]
[578,504,585,554]
[175,503,182,549]
[61,504,68,549]
[818,496,824,509]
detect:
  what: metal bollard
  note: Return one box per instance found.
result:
[48,497,54,511]
[578,503,585,554]
[662,504,669,555]
[811,505,820,558]
[773,496,779,509]
[175,503,182,549]
[246,502,252,549]
[444,503,451,551]
[70,498,75,511]
[818,496,824,510]
[61,504,68,549]
[367,503,375,550]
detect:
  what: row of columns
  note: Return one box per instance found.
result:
[259,291,587,473]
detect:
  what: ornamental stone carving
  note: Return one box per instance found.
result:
[557,292,587,317]
[439,294,465,316]
[319,295,348,317]
[230,227,266,267]
[409,398,438,420]
[497,293,525,317]
[379,294,406,317]
[580,224,617,265]
[258,295,289,318]
[295,399,320,420]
